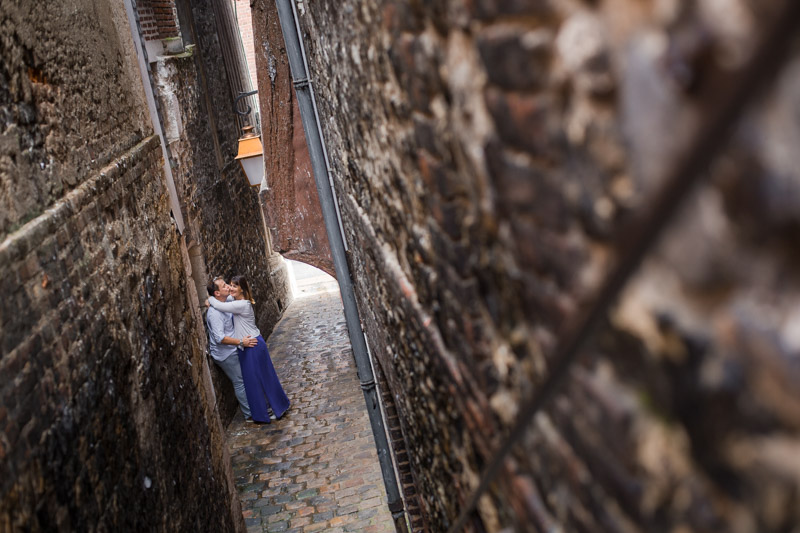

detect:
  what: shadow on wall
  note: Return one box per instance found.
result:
[285,259,339,299]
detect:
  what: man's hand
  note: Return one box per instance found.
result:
[242,336,257,348]
[204,299,210,308]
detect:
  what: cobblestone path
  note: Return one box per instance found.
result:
[226,289,395,533]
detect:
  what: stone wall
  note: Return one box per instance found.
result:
[0,0,149,239]
[157,0,292,423]
[0,0,287,529]
[152,44,289,337]
[284,0,800,530]
[0,133,242,529]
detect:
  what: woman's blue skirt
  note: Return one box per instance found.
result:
[239,335,290,423]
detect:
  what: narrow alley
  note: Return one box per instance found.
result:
[6,1,800,531]
[226,267,395,533]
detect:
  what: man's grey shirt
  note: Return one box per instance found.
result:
[206,296,237,362]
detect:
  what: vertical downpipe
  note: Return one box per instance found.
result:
[272,1,408,530]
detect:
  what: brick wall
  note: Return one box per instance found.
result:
[373,359,427,531]
[234,0,257,88]
[137,0,180,41]
[278,1,800,531]
[250,0,334,276]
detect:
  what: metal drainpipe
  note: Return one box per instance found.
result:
[272,1,407,529]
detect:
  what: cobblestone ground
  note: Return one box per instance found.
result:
[226,289,395,533]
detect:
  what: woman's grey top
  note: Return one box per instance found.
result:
[207,298,261,341]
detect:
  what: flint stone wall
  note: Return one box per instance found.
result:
[290,0,800,530]
[153,0,292,423]
[0,0,150,239]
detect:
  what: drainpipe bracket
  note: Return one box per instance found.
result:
[293,77,310,90]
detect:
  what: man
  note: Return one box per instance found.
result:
[206,276,257,420]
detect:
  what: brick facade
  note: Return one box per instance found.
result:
[234,0,257,88]
[253,1,800,531]
[137,0,180,41]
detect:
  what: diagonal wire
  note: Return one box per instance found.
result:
[447,3,800,531]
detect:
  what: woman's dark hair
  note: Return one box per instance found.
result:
[231,275,255,304]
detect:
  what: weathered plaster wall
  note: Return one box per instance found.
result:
[250,0,334,277]
[286,0,800,531]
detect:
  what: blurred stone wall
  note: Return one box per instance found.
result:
[283,0,800,530]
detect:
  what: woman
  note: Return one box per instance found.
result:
[208,275,290,423]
